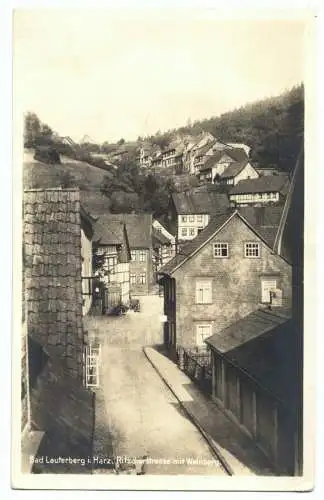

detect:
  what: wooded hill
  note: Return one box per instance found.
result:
[23,84,303,217]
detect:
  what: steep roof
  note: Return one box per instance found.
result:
[205,309,296,406]
[237,205,284,249]
[160,207,285,276]
[93,213,152,248]
[220,160,250,179]
[225,147,249,162]
[171,186,229,215]
[199,152,223,171]
[160,211,235,275]
[229,174,290,195]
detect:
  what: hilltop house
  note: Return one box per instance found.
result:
[93,213,153,296]
[21,188,96,472]
[183,132,215,173]
[159,209,291,352]
[197,147,256,185]
[168,185,230,242]
[229,174,290,206]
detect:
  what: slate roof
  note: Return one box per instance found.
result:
[199,152,223,171]
[225,147,249,163]
[238,206,284,249]
[220,160,250,179]
[93,213,152,248]
[171,187,229,215]
[205,309,296,406]
[229,174,290,195]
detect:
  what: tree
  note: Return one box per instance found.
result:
[24,112,41,147]
[117,138,125,145]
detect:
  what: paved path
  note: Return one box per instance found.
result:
[144,347,275,476]
[98,343,227,475]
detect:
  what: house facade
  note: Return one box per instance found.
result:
[168,186,229,242]
[93,213,153,297]
[152,218,176,271]
[229,174,290,206]
[159,210,292,351]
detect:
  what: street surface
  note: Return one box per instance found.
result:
[85,297,227,475]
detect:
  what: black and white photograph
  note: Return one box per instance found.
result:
[11,7,315,490]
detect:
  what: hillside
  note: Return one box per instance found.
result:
[23,149,113,191]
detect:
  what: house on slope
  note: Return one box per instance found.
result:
[158,209,291,353]
[168,186,230,242]
[197,147,256,185]
[229,174,290,206]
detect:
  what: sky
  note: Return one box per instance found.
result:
[13,10,307,143]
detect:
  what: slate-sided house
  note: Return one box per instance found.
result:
[168,186,229,242]
[229,174,290,206]
[21,188,95,473]
[159,209,292,352]
[92,213,153,296]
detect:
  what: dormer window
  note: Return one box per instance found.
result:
[213,243,229,258]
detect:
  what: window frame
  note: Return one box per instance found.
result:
[196,323,212,346]
[181,227,188,237]
[189,215,195,222]
[138,272,146,285]
[139,249,147,262]
[130,273,137,285]
[213,242,229,258]
[181,215,187,223]
[195,279,212,304]
[189,227,195,236]
[244,242,260,258]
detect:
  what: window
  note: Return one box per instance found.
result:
[181,228,188,237]
[197,215,203,223]
[130,273,136,285]
[189,228,195,236]
[195,280,212,304]
[244,242,260,258]
[261,278,277,303]
[139,250,147,262]
[189,215,195,222]
[138,273,146,284]
[213,243,229,258]
[182,215,187,222]
[131,250,137,261]
[196,324,212,345]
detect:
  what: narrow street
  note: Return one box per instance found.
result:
[84,297,227,475]
[100,345,226,475]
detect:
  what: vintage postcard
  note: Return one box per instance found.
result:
[12,6,316,491]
